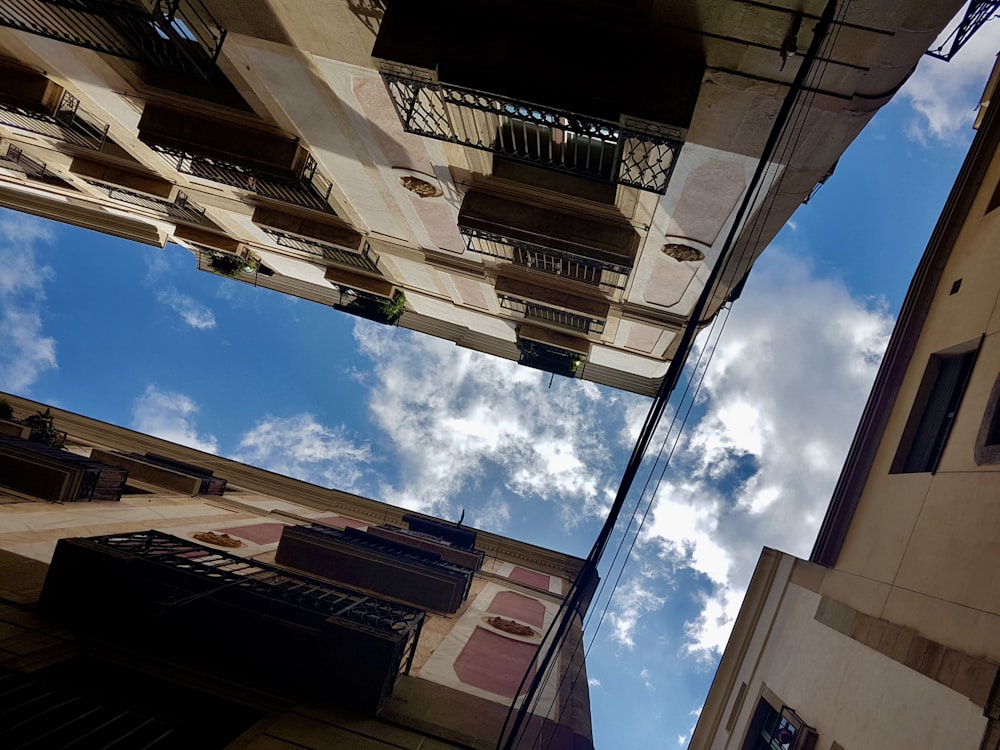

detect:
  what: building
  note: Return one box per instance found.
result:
[0,0,969,394]
[687,53,1000,750]
[0,391,595,749]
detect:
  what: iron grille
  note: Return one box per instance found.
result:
[91,531,423,636]
[263,226,380,273]
[85,179,206,223]
[152,143,334,212]
[0,91,108,150]
[43,530,425,710]
[0,667,178,749]
[926,1,999,61]
[0,142,49,178]
[461,225,630,292]
[0,0,227,79]
[381,70,682,193]
[498,294,605,335]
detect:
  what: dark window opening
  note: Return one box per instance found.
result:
[740,699,816,750]
[892,346,979,474]
[975,368,1000,465]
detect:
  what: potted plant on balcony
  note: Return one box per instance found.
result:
[23,407,67,448]
[377,291,407,324]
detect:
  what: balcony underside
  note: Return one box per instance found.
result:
[459,189,637,292]
[40,531,424,713]
[276,525,474,613]
[0,0,226,79]
[374,0,701,193]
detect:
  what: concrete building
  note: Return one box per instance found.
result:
[687,53,1000,750]
[0,391,594,749]
[0,0,969,394]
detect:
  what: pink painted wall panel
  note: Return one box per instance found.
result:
[454,627,537,699]
[508,566,551,590]
[487,591,545,628]
[214,522,286,545]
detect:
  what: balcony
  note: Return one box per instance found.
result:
[85,179,206,223]
[138,104,334,212]
[40,530,425,712]
[262,227,379,273]
[0,142,51,179]
[276,525,475,613]
[91,449,225,495]
[516,334,588,379]
[0,90,108,151]
[152,145,333,212]
[0,435,128,502]
[382,68,681,194]
[331,286,406,325]
[458,190,637,292]
[499,294,605,336]
[0,0,227,79]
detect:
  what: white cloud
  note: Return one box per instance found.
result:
[353,325,640,520]
[156,289,216,330]
[900,15,1000,144]
[0,213,57,392]
[607,576,667,650]
[131,385,219,453]
[588,678,601,688]
[146,250,217,329]
[234,414,372,491]
[629,250,893,658]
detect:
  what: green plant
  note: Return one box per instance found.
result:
[569,358,583,375]
[24,407,66,447]
[377,291,407,323]
[0,398,12,420]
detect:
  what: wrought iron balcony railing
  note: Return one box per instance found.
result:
[41,530,424,711]
[0,0,227,79]
[498,294,606,336]
[0,91,108,150]
[461,225,630,292]
[85,179,206,223]
[0,143,50,179]
[381,68,682,193]
[277,524,475,613]
[516,338,584,379]
[151,143,334,212]
[262,226,380,273]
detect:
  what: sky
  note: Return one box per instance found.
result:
[1,20,998,749]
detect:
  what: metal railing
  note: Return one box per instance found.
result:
[84,530,425,700]
[0,0,227,79]
[0,143,50,179]
[926,0,999,61]
[498,294,605,335]
[152,143,334,212]
[461,225,630,292]
[262,226,379,273]
[381,69,682,193]
[86,178,206,223]
[0,91,108,150]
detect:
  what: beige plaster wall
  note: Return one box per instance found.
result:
[832,137,1000,661]
[717,582,987,750]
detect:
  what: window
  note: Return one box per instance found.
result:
[740,699,816,750]
[891,344,979,473]
[975,369,1000,464]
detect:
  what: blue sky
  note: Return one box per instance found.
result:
[1,24,998,749]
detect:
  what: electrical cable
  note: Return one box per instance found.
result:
[498,3,843,747]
